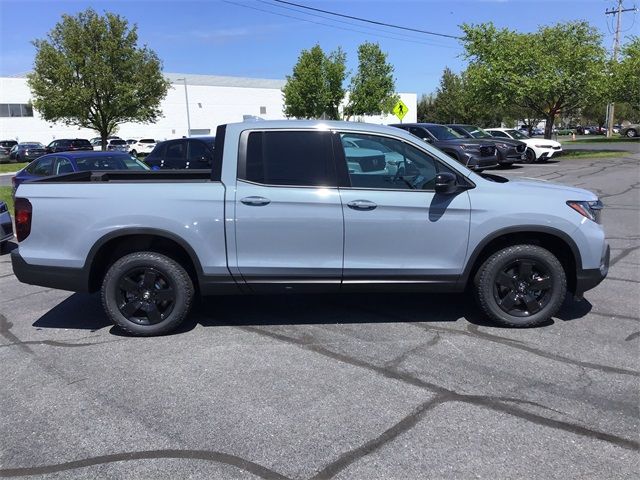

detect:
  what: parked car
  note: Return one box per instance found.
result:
[11,120,608,336]
[0,200,13,253]
[128,138,157,157]
[0,140,18,163]
[620,124,638,138]
[46,138,93,154]
[145,137,215,169]
[485,128,562,162]
[12,151,149,192]
[447,124,527,167]
[8,142,47,163]
[105,139,129,152]
[555,127,575,135]
[390,123,498,170]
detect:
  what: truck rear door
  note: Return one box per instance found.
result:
[233,129,343,293]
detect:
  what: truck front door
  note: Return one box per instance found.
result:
[233,130,343,293]
[335,131,471,288]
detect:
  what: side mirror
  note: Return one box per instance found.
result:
[434,172,458,194]
[423,137,433,143]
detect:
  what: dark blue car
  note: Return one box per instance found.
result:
[12,151,149,192]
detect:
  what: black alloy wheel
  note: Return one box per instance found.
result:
[493,259,552,317]
[474,244,566,327]
[116,267,176,325]
[102,251,194,335]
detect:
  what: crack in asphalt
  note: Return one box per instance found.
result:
[0,449,292,479]
[236,325,639,455]
[309,395,448,480]
[383,334,439,370]
[465,324,639,377]
[0,338,126,349]
[625,331,640,342]
[610,245,640,266]
[0,313,33,354]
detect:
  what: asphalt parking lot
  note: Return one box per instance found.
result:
[1,154,639,479]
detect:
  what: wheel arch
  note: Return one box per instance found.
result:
[461,226,582,294]
[85,228,203,293]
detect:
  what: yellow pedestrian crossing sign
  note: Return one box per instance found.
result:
[393,99,408,121]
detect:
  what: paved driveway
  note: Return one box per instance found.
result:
[1,154,638,479]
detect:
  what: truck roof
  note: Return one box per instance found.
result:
[226,120,410,137]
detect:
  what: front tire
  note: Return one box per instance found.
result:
[524,148,536,163]
[101,252,194,336]
[130,150,137,156]
[626,129,637,138]
[475,245,566,327]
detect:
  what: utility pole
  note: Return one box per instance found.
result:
[605,1,637,137]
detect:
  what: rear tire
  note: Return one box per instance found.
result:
[101,252,194,336]
[474,245,566,327]
[130,150,137,156]
[524,148,536,163]
[626,129,637,138]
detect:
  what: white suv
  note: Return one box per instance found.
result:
[486,128,562,163]
[128,138,157,157]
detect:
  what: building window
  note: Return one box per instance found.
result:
[259,106,267,115]
[0,103,34,117]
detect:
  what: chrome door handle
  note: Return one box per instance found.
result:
[347,200,377,211]
[240,196,271,206]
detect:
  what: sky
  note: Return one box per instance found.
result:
[0,0,637,95]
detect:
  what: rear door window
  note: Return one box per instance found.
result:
[165,140,186,168]
[187,140,213,168]
[31,157,55,176]
[240,131,335,186]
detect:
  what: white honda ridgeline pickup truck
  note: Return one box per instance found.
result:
[12,121,609,336]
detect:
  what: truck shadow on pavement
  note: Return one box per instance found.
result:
[32,291,593,336]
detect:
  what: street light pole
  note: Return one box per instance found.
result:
[176,77,191,137]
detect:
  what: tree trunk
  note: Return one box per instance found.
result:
[544,112,556,139]
[101,132,108,151]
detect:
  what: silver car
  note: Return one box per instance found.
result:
[620,124,638,138]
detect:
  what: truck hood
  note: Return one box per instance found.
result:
[503,176,598,201]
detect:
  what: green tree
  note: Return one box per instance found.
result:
[417,93,436,122]
[461,21,608,139]
[28,9,169,150]
[612,36,640,111]
[431,67,465,123]
[282,44,346,120]
[345,42,397,119]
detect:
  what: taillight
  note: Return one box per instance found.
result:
[15,197,32,242]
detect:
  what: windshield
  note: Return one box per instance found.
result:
[110,139,127,145]
[506,129,529,139]
[74,154,149,171]
[424,125,464,141]
[462,126,493,139]
[21,143,44,148]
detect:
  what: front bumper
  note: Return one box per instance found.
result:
[574,244,609,298]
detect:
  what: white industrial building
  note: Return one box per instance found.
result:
[0,73,417,143]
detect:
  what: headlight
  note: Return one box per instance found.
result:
[567,200,603,224]
[535,144,554,148]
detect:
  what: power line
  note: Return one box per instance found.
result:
[257,0,439,44]
[272,0,461,40]
[222,0,461,49]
